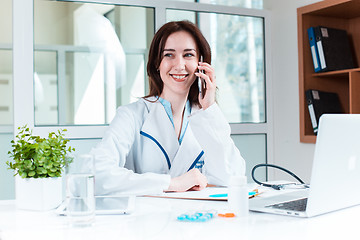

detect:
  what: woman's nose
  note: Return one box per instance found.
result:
[174,56,185,71]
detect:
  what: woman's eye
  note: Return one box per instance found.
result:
[184,53,194,58]
[164,53,173,57]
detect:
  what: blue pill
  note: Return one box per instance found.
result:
[177,214,187,221]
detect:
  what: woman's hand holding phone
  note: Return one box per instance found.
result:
[195,61,216,110]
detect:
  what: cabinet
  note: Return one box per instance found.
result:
[297,0,360,143]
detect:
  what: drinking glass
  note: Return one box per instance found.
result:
[66,154,95,227]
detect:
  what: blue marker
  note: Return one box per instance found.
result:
[209,191,257,198]
[209,193,228,198]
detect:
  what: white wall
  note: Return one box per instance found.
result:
[0,0,12,44]
[264,0,321,182]
[34,0,73,45]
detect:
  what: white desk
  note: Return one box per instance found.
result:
[0,196,359,240]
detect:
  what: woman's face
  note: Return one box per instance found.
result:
[159,31,199,99]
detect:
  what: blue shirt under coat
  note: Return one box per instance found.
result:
[158,97,191,145]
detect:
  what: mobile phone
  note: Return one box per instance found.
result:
[198,56,205,98]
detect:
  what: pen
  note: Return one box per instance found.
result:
[249,192,263,199]
[209,191,258,198]
[209,193,228,198]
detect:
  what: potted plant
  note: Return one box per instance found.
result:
[6,125,75,211]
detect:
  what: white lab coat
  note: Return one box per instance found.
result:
[91,96,245,195]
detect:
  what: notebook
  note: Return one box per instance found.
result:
[249,114,360,217]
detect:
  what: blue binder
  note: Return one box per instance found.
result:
[307,27,321,72]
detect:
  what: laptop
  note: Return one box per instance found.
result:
[249,114,360,217]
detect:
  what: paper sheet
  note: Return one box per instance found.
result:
[144,186,261,201]
[145,187,228,201]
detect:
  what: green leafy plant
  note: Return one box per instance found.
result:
[6,125,75,178]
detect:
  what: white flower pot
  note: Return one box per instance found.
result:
[15,176,63,211]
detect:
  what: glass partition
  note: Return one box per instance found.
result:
[167,10,265,124]
[166,9,196,23]
[34,0,154,126]
[0,0,12,125]
[34,51,58,125]
[166,0,263,8]
[198,0,263,9]
[231,134,266,183]
[0,0,14,200]
[0,50,13,125]
[0,133,15,200]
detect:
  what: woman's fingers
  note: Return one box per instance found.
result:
[195,62,216,109]
[166,168,208,192]
[198,62,216,84]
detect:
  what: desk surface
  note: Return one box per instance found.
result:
[0,195,359,240]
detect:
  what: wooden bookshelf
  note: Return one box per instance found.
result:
[297,0,360,143]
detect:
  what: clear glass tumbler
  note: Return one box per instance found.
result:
[66,154,95,227]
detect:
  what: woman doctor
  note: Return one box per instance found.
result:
[91,21,245,195]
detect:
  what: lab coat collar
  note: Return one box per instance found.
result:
[140,98,179,169]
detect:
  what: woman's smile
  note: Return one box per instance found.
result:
[170,74,190,82]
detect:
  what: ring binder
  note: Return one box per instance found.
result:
[307,26,354,72]
[305,89,343,134]
[307,27,321,72]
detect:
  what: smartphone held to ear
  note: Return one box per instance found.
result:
[198,56,205,98]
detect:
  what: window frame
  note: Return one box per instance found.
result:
[13,0,273,165]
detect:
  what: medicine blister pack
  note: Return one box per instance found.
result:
[177,211,216,222]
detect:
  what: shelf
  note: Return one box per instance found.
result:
[299,0,360,19]
[297,0,360,143]
[312,68,360,78]
[301,135,316,144]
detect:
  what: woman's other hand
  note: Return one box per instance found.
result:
[195,62,216,110]
[166,168,208,192]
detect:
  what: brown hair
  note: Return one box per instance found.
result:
[145,21,211,107]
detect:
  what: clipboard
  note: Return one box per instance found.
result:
[144,187,260,201]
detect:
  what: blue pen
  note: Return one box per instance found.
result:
[248,191,257,196]
[209,191,257,198]
[209,193,228,198]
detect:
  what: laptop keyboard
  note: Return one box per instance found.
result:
[266,198,308,212]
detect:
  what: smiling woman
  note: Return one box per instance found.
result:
[159,31,198,100]
[90,21,246,196]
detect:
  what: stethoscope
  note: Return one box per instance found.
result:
[251,163,310,190]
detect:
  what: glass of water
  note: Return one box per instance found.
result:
[66,154,95,227]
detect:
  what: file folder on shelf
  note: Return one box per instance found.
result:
[307,26,355,72]
[305,89,343,134]
[307,27,321,72]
